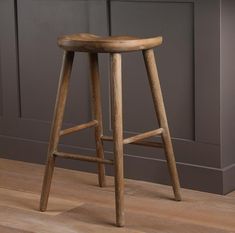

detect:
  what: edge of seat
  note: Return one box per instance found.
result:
[57,33,163,53]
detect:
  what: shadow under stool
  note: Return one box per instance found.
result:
[39,33,182,227]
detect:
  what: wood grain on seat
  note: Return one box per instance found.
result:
[57,33,163,53]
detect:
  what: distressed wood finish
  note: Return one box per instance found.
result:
[143,49,182,201]
[58,33,163,53]
[102,135,164,148]
[59,120,98,136]
[89,53,106,187]
[40,33,181,227]
[54,151,114,165]
[111,53,125,227]
[123,128,163,145]
[40,51,74,211]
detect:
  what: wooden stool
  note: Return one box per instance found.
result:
[39,33,182,227]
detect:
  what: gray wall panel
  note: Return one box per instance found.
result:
[110,1,195,140]
[18,0,91,124]
[0,0,19,120]
[194,0,221,144]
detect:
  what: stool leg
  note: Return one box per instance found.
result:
[40,51,74,211]
[143,49,182,201]
[89,53,106,187]
[111,53,125,227]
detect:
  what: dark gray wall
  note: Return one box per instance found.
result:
[0,0,235,195]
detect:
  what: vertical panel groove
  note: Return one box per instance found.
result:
[192,1,196,141]
[14,0,22,117]
[107,0,112,36]
[0,48,3,117]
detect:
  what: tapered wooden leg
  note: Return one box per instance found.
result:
[89,53,106,187]
[143,49,182,201]
[111,53,125,227]
[40,51,74,211]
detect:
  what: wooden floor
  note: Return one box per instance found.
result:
[0,158,235,233]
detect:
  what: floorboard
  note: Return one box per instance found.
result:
[0,158,234,233]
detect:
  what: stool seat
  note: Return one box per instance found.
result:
[58,33,163,53]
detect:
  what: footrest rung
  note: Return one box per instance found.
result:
[60,120,98,136]
[101,134,164,148]
[131,140,164,148]
[53,151,114,164]
[123,128,163,144]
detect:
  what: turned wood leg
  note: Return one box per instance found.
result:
[111,53,125,227]
[89,53,106,187]
[143,49,182,201]
[40,51,74,211]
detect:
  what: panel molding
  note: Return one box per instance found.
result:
[110,0,195,2]
[194,0,221,144]
[17,0,90,123]
[0,0,19,120]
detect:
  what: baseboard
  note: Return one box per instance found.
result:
[0,135,225,194]
[223,163,235,194]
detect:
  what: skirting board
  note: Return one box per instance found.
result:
[0,135,234,195]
